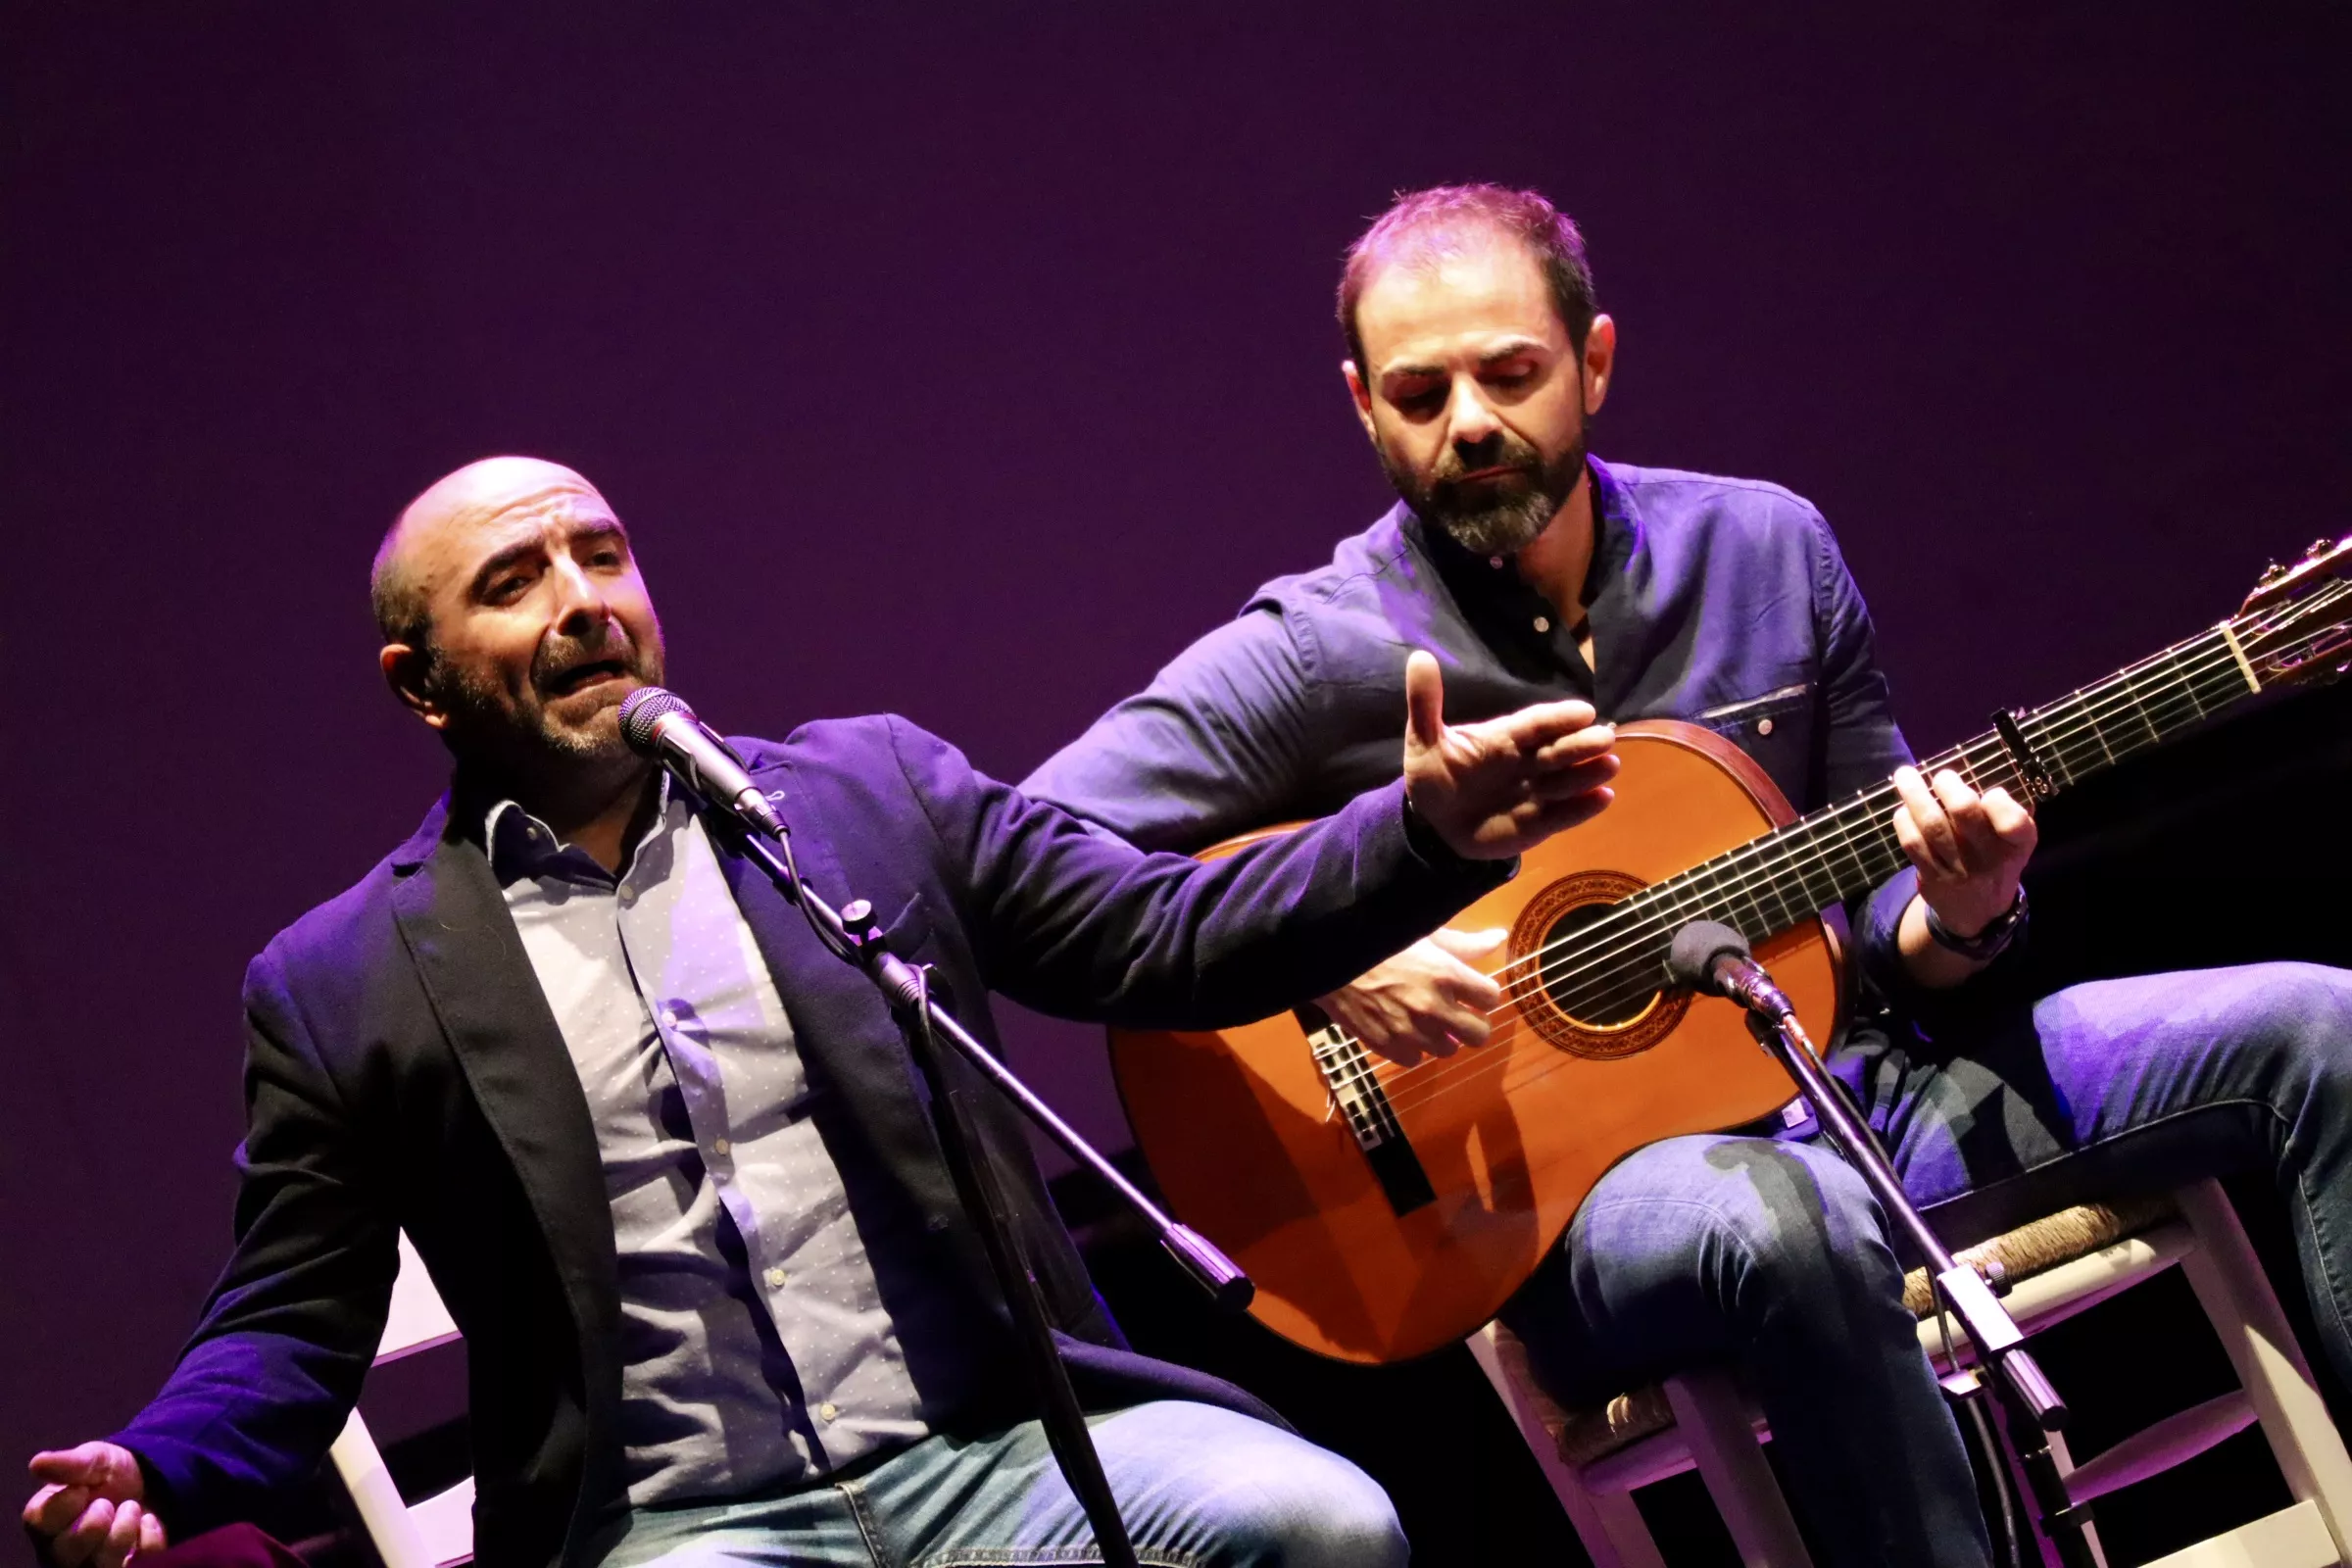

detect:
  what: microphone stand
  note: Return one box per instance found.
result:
[714,809,1254,1568]
[1712,956,2097,1567]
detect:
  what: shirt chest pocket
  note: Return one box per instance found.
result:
[1690,683,1817,807]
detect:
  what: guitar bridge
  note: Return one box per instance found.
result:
[1300,1008,1436,1216]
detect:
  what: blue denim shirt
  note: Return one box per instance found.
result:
[1022,457,1931,1009]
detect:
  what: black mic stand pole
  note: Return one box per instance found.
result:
[1721,979,2097,1566]
[719,815,1253,1568]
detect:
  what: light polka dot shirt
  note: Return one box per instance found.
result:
[490,783,931,1506]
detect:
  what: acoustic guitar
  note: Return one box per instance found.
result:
[1108,535,2352,1363]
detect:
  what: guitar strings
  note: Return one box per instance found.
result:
[1369,724,2202,1120]
[1470,586,2334,1009]
[1368,622,2324,1119]
[1460,623,2261,1036]
[1358,584,2342,1114]
[1350,588,2348,1120]
[1365,594,2338,1118]
[1465,633,2232,1017]
[1470,635,2213,1000]
[1408,581,2352,1110]
[1367,662,2215,1120]
[1398,652,2220,1070]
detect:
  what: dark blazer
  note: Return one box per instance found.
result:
[116,715,1503,1568]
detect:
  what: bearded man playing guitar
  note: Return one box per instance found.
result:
[1021,183,2352,1566]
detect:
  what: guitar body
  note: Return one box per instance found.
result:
[1108,720,1846,1363]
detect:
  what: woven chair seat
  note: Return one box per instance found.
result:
[1536,1194,2179,1468]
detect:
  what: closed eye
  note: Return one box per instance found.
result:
[484,564,540,604]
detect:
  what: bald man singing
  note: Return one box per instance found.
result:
[24,458,1619,1568]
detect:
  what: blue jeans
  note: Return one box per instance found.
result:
[1504,961,2352,1568]
[583,1400,1405,1568]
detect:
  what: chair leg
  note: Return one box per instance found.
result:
[1466,1326,1667,1568]
[327,1408,433,1568]
[2176,1179,2352,1560]
[1663,1367,1815,1568]
[1993,1418,2110,1568]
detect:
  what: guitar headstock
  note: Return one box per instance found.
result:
[2234,533,2352,689]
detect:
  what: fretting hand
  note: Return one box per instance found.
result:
[1889,763,2037,984]
[1400,650,1618,859]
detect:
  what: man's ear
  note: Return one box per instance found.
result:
[1342,359,1379,442]
[380,643,450,732]
[1581,314,1618,415]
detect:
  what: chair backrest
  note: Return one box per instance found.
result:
[328,1231,473,1568]
[379,1231,461,1362]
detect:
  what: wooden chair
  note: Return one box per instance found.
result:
[1470,1180,2352,1568]
[324,1233,473,1568]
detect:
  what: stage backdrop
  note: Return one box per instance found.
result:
[4,1,2346,1551]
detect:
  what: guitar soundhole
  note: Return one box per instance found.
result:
[1538,902,1650,1027]
[1507,868,1691,1060]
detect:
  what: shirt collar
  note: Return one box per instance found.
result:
[483,772,674,887]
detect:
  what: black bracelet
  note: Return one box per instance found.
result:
[1924,886,2029,962]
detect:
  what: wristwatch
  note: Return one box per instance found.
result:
[1924,886,2029,962]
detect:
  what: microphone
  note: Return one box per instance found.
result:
[618,687,786,840]
[1666,920,1794,1019]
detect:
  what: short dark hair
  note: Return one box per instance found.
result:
[369,517,432,650]
[1338,183,1597,370]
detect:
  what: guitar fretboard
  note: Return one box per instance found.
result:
[1593,621,2270,984]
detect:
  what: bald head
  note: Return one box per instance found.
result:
[370,457,604,647]
[370,455,664,770]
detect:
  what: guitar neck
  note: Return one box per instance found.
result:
[1642,619,2271,944]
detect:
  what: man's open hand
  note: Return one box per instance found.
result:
[1400,650,1618,859]
[24,1444,163,1568]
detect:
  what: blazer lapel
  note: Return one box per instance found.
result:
[706,760,966,1236]
[387,798,620,1341]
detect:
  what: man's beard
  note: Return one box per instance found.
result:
[1383,424,1590,558]
[427,632,662,766]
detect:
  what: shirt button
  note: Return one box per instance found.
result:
[1758,717,1776,736]
[660,1007,679,1029]
[764,1265,787,1288]
[1488,555,1505,569]
[817,1402,839,1423]
[1533,615,1551,634]
[713,1137,731,1155]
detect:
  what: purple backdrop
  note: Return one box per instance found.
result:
[4,0,2347,1545]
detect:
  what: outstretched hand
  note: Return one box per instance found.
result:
[24,1443,162,1568]
[1400,651,1618,859]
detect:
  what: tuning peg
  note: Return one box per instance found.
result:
[2260,560,2287,584]
[2311,537,2335,558]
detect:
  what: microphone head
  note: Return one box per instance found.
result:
[1667,920,1751,995]
[618,686,694,757]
